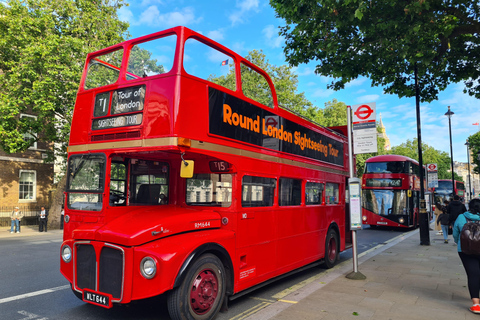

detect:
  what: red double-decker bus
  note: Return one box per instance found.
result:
[60,26,353,320]
[361,155,425,228]
[433,179,466,205]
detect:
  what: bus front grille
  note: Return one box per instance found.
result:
[75,243,124,300]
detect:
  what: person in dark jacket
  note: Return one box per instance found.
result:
[452,198,480,314]
[448,195,467,227]
[436,210,450,243]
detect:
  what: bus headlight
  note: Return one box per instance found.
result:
[362,216,367,221]
[61,245,72,263]
[399,218,405,224]
[140,257,157,279]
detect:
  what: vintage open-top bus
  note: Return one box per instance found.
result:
[60,26,353,320]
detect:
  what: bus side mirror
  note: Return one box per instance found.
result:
[180,160,194,178]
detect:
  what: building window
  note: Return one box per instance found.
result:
[20,114,37,149]
[19,170,36,201]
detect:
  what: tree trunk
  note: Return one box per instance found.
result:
[48,174,67,230]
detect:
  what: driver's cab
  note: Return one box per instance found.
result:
[109,157,169,207]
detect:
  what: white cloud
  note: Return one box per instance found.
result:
[118,7,134,24]
[207,30,225,42]
[129,6,202,28]
[229,0,260,25]
[262,25,284,48]
[312,88,334,98]
[345,77,367,88]
[356,94,380,104]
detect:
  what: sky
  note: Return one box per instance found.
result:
[118,0,480,163]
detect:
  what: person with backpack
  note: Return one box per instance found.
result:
[436,209,450,243]
[453,198,480,314]
[448,195,467,227]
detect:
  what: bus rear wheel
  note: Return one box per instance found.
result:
[323,228,339,269]
[168,254,226,320]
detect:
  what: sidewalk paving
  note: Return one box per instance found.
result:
[246,229,477,320]
[0,225,63,239]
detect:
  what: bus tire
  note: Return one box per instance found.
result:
[167,253,226,320]
[323,228,339,269]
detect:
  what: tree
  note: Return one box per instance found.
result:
[389,138,462,180]
[468,132,480,174]
[208,50,314,115]
[0,0,130,228]
[270,0,480,102]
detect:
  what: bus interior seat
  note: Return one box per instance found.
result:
[137,184,161,204]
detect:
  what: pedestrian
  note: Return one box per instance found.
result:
[10,207,23,233]
[38,206,48,232]
[434,203,443,234]
[60,205,64,230]
[453,198,480,314]
[436,209,450,243]
[448,195,467,227]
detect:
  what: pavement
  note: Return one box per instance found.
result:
[244,227,478,320]
[1,225,477,320]
[0,224,63,239]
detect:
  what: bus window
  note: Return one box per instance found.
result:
[126,34,176,80]
[279,178,301,206]
[129,160,169,205]
[84,49,124,90]
[240,62,273,108]
[186,174,232,207]
[67,154,106,211]
[242,176,276,207]
[110,161,127,206]
[306,182,324,205]
[184,38,235,91]
[362,189,408,216]
[325,183,339,204]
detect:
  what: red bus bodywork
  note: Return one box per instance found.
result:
[361,154,424,228]
[433,179,466,205]
[60,26,353,319]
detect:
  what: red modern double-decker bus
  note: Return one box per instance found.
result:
[361,155,426,228]
[60,26,353,320]
[433,179,466,205]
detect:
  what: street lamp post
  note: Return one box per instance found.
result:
[465,140,472,202]
[445,106,455,197]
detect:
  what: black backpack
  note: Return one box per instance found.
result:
[460,217,480,255]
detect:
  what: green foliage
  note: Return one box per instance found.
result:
[270,0,480,102]
[389,138,461,180]
[468,132,480,174]
[0,0,129,160]
[209,50,314,114]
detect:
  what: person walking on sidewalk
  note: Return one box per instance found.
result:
[38,206,48,232]
[436,209,450,243]
[434,203,443,234]
[453,198,480,314]
[448,195,467,229]
[10,207,23,233]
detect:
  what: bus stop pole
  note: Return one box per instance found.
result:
[346,106,366,280]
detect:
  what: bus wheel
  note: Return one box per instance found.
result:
[168,254,226,320]
[324,228,339,269]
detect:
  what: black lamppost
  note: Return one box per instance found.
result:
[445,106,455,197]
[465,140,472,201]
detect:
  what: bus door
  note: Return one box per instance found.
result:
[236,175,276,286]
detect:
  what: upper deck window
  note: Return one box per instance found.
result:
[184,38,236,92]
[126,34,176,80]
[240,62,273,108]
[364,161,408,174]
[84,49,124,90]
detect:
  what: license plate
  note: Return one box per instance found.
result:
[82,289,112,308]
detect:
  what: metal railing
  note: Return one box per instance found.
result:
[0,205,47,227]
